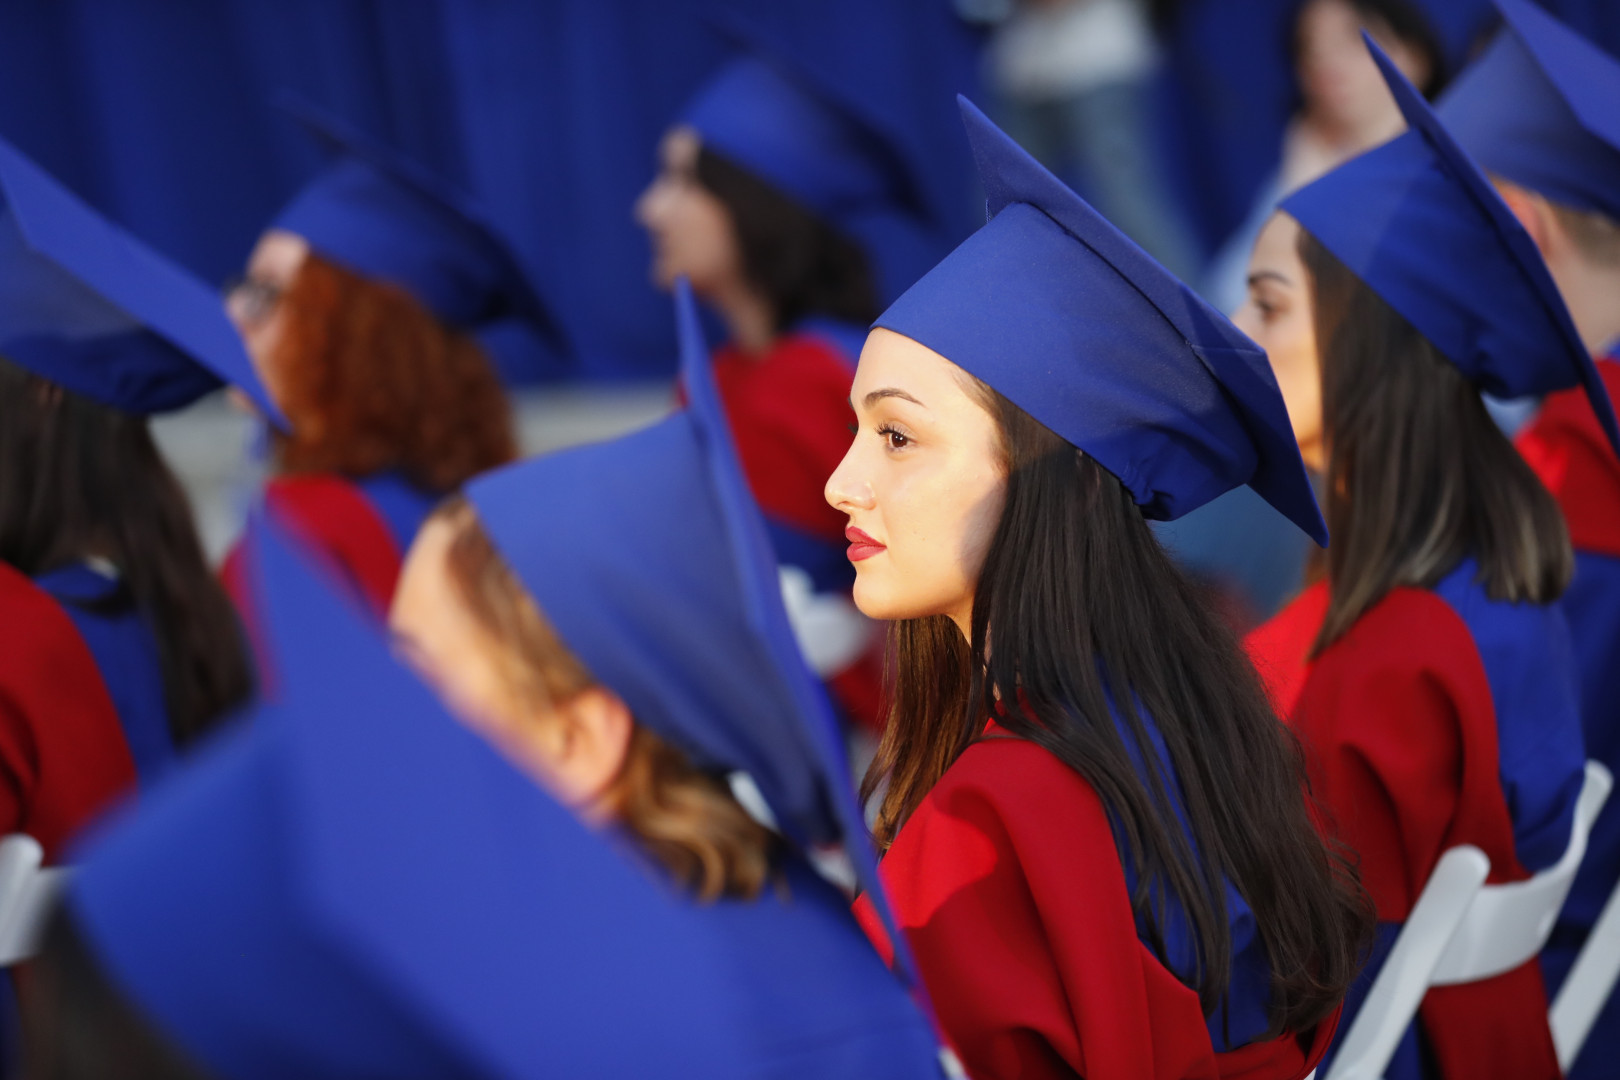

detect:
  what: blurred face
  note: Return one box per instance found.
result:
[225,228,308,408]
[633,127,745,297]
[1234,213,1324,472]
[390,513,631,813]
[1295,0,1431,135]
[825,329,1007,637]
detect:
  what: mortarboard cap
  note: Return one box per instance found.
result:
[875,98,1328,545]
[467,280,921,980]
[1439,0,1620,224]
[1285,34,1620,456]
[68,517,940,1078]
[272,96,565,348]
[0,136,283,425]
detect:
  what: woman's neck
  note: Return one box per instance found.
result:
[708,279,777,356]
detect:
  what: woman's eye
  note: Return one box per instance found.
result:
[879,426,911,450]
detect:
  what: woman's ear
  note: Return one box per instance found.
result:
[1498,184,1555,258]
[545,687,635,818]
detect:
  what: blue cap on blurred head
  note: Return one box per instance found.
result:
[69,518,778,1078]
[1439,0,1620,223]
[875,97,1328,545]
[273,96,565,355]
[0,137,283,426]
[467,281,918,978]
[1285,34,1620,456]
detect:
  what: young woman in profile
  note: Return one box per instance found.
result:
[221,107,528,614]
[635,52,941,732]
[1240,44,1612,1080]
[825,100,1371,1080]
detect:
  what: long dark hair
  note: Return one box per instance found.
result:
[1301,230,1573,654]
[862,387,1372,1035]
[696,148,879,334]
[0,359,254,745]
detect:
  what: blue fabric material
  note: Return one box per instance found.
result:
[1317,922,1427,1080]
[32,564,174,787]
[1284,36,1620,460]
[0,135,280,424]
[68,516,942,1079]
[352,471,440,557]
[1100,697,1271,1052]
[1440,0,1620,223]
[765,519,854,597]
[1431,557,1586,872]
[876,98,1325,545]
[468,280,918,983]
[273,97,566,368]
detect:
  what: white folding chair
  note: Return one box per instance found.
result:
[0,834,69,966]
[1327,760,1613,1080]
[1550,835,1620,1071]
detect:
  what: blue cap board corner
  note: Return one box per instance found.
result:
[0,136,285,427]
[873,94,1328,546]
[1439,0,1620,223]
[1283,32,1620,458]
[272,92,565,348]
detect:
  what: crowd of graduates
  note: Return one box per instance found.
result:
[2,1,1620,1078]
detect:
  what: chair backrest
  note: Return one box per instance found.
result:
[0,833,68,966]
[1550,782,1620,1071]
[1431,761,1612,984]
[1327,761,1612,1080]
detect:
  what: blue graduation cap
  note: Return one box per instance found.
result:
[0,136,283,425]
[467,280,922,980]
[875,98,1328,545]
[66,517,941,1079]
[1284,34,1620,457]
[273,96,566,353]
[1438,0,1620,224]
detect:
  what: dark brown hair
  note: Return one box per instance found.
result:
[0,359,253,745]
[270,253,516,492]
[696,148,879,334]
[862,386,1372,1036]
[434,496,779,902]
[1300,229,1573,654]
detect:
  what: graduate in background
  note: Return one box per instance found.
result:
[1435,8,1620,1072]
[220,100,552,614]
[1241,37,1618,1080]
[826,99,1370,1080]
[24,512,946,1080]
[0,136,281,861]
[634,45,943,735]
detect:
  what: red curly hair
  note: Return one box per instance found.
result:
[270,252,516,491]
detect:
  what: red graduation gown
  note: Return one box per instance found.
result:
[0,563,139,860]
[853,730,1334,1080]
[222,473,403,620]
[1516,357,1620,562]
[1247,582,1559,1080]
[711,332,885,732]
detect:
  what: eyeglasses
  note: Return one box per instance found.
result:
[222,274,286,328]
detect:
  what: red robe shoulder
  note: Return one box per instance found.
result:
[222,473,402,620]
[1516,356,1620,558]
[0,562,138,860]
[1246,586,1558,1079]
[856,735,1331,1080]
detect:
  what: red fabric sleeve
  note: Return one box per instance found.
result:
[1268,587,1558,1079]
[1244,581,1329,718]
[711,336,856,544]
[1516,357,1620,559]
[223,474,402,620]
[870,737,1321,1080]
[0,563,139,860]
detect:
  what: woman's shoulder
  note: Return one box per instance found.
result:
[0,560,91,664]
[916,729,1113,840]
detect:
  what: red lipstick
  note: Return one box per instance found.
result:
[845,525,886,562]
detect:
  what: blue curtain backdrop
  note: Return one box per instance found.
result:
[0,0,984,383]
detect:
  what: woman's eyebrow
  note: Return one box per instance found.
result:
[859,387,927,409]
[1247,269,1292,289]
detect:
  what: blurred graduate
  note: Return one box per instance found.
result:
[0,137,280,861]
[26,284,949,1080]
[221,101,563,615]
[824,99,1370,1080]
[1241,33,1617,1080]
[1432,8,1620,1071]
[633,36,950,736]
